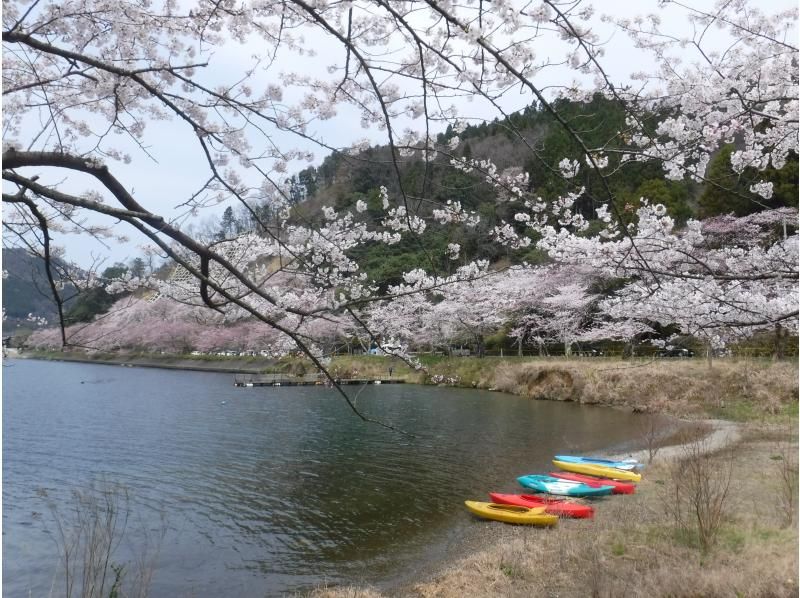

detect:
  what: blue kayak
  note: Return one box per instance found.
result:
[554,455,643,471]
[517,475,614,497]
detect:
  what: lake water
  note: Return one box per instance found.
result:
[3,359,657,596]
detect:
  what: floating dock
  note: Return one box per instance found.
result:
[234,374,406,387]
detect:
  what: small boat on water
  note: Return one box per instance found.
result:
[552,459,642,483]
[517,475,614,497]
[549,471,636,494]
[464,501,558,526]
[554,455,643,471]
[489,492,594,519]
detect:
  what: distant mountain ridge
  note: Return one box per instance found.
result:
[2,247,76,334]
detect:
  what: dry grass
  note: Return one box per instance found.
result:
[773,439,799,528]
[471,358,798,420]
[310,427,799,598]
[307,587,383,598]
[328,355,798,422]
[662,433,734,551]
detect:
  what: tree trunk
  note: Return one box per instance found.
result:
[773,323,785,361]
[706,342,713,369]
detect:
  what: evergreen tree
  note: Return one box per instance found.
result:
[219,206,236,239]
[130,257,146,279]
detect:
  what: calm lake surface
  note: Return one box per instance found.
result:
[4,359,656,596]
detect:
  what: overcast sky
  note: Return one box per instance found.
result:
[6,0,795,270]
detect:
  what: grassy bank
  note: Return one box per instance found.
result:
[14,349,278,374]
[327,355,798,422]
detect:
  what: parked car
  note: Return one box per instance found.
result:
[657,348,694,358]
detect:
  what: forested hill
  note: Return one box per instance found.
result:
[2,248,139,336]
[273,94,797,289]
[2,247,73,333]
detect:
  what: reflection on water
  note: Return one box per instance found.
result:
[3,359,659,596]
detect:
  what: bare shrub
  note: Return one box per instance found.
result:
[663,435,734,552]
[756,389,784,415]
[39,481,165,598]
[636,414,664,464]
[773,438,799,528]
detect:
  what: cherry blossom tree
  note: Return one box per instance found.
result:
[513,281,598,357]
[538,204,799,356]
[5,0,798,422]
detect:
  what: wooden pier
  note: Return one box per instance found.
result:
[233,373,406,387]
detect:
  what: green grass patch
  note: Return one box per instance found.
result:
[710,398,798,424]
[719,527,746,553]
[710,400,759,422]
[499,562,525,579]
[611,541,626,556]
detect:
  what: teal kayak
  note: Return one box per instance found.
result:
[517,475,614,497]
[554,455,643,471]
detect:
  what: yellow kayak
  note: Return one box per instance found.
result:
[464,501,558,526]
[552,459,642,483]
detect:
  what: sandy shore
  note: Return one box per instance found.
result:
[610,418,742,464]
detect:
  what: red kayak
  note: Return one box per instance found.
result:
[549,471,635,494]
[489,493,594,519]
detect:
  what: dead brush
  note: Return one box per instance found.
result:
[635,413,668,464]
[489,362,585,401]
[490,364,520,395]
[772,437,799,528]
[662,434,734,552]
[38,481,165,598]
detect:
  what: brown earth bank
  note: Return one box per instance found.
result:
[328,355,799,421]
[301,357,798,597]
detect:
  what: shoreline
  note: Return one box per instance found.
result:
[371,416,795,598]
[385,416,743,597]
[609,418,742,463]
[7,350,277,375]
[15,350,797,422]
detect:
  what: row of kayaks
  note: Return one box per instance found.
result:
[465,454,644,525]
